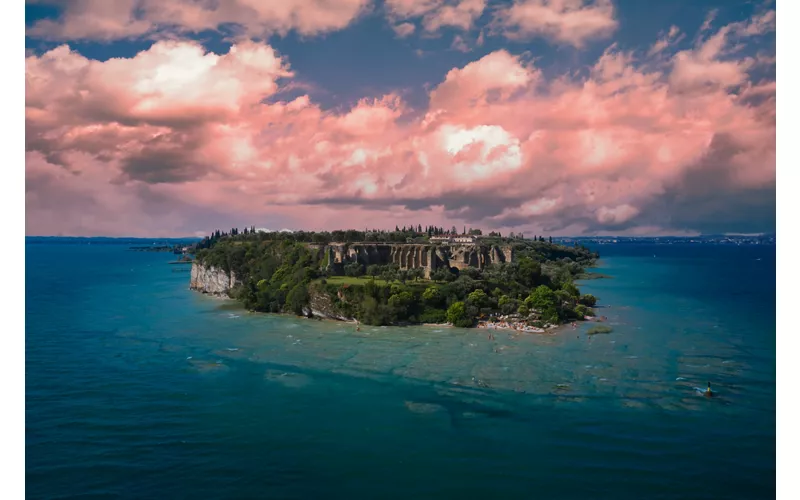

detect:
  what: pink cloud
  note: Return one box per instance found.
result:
[670,9,775,93]
[27,0,372,40]
[385,0,487,33]
[492,0,618,48]
[451,34,471,52]
[26,10,775,237]
[391,22,417,37]
[596,204,639,224]
[647,25,683,57]
[428,50,536,111]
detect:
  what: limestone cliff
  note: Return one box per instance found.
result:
[189,262,237,295]
[189,261,354,322]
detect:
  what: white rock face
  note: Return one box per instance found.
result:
[190,262,237,295]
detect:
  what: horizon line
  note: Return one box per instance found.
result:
[25,233,775,240]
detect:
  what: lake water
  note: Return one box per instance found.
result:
[25,239,775,499]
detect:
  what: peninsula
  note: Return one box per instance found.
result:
[189,226,600,329]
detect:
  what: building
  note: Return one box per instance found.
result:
[429,235,477,244]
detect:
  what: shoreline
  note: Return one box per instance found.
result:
[195,290,590,333]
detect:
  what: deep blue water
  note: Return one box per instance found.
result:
[26,240,775,499]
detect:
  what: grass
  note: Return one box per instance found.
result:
[320,275,433,288]
[323,275,389,286]
[587,325,613,335]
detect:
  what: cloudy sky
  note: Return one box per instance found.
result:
[24,0,775,237]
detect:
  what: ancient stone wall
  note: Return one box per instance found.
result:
[318,242,513,276]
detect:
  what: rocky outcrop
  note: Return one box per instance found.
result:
[190,262,237,295]
[304,286,355,322]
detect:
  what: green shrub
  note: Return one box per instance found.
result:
[419,308,447,324]
[587,325,613,335]
[446,301,474,328]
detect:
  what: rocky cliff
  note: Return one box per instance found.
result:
[190,261,352,322]
[189,262,237,295]
[303,287,354,322]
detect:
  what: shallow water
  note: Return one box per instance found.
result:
[26,239,775,499]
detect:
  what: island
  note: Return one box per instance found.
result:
[189,226,601,330]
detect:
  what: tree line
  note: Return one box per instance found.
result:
[194,225,568,249]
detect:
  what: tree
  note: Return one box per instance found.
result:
[344,262,364,277]
[561,282,580,298]
[517,257,542,287]
[388,291,414,317]
[499,295,518,314]
[423,286,441,304]
[525,285,557,311]
[551,266,573,289]
[574,304,590,318]
[397,269,409,284]
[367,264,381,279]
[554,289,574,316]
[431,267,452,282]
[461,266,482,280]
[549,236,552,243]
[446,301,473,327]
[380,267,397,283]
[286,283,309,315]
[517,304,530,316]
[467,288,488,308]
[579,294,597,307]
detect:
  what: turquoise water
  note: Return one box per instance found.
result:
[26,239,775,499]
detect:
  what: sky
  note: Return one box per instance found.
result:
[24,0,776,238]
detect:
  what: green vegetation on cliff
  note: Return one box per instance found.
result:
[194,229,600,328]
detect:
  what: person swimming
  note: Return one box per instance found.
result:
[705,382,713,397]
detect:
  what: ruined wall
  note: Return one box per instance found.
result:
[318,242,514,277]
